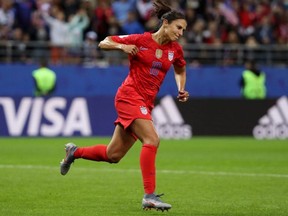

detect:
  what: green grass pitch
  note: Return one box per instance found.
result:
[0,137,288,216]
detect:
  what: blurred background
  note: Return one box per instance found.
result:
[0,0,287,138]
[0,0,288,66]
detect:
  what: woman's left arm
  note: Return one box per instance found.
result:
[174,65,189,102]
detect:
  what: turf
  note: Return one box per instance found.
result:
[0,137,288,216]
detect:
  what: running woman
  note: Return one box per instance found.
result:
[60,0,189,211]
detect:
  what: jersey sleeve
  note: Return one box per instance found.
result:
[111,34,141,45]
[173,44,186,68]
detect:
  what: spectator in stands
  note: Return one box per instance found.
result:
[255,15,275,44]
[42,6,70,64]
[222,29,240,65]
[244,35,259,62]
[240,59,266,99]
[0,0,15,40]
[82,31,98,67]
[203,20,221,44]
[238,3,256,41]
[11,27,30,63]
[67,7,89,63]
[276,15,288,44]
[271,2,288,44]
[29,2,50,62]
[32,58,57,97]
[185,18,206,43]
[254,2,271,25]
[184,6,196,29]
[93,0,114,42]
[245,35,259,48]
[225,29,240,44]
[13,0,36,35]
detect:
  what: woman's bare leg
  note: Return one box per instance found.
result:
[106,124,137,163]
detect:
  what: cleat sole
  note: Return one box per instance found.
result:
[142,206,171,212]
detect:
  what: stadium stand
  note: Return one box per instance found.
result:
[0,0,287,66]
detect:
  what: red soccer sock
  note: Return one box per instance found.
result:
[74,144,109,162]
[140,144,158,194]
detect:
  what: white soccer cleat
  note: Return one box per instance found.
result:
[60,143,77,175]
[142,193,172,212]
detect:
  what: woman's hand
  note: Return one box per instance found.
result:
[177,90,189,102]
[120,44,139,55]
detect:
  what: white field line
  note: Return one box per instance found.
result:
[1,164,288,178]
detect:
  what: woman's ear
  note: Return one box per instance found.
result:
[162,19,169,26]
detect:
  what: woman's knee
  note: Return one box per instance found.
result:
[106,152,123,163]
[142,135,160,147]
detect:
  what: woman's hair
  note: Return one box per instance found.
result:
[153,0,185,23]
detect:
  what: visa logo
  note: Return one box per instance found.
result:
[0,97,92,136]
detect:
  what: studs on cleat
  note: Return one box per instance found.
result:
[143,207,152,211]
[143,207,170,212]
[158,207,169,212]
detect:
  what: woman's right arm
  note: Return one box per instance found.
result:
[98,36,139,55]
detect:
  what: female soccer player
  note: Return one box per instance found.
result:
[60,0,189,211]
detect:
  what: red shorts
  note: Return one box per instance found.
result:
[114,88,153,129]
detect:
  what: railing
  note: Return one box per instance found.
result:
[183,43,288,66]
[0,40,287,66]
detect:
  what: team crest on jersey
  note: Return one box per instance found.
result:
[140,106,148,115]
[168,51,174,61]
[155,49,163,59]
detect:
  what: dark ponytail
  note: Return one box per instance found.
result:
[153,0,185,24]
[153,0,172,19]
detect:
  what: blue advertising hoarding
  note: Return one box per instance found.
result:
[0,65,287,98]
[1,96,287,139]
[0,96,116,137]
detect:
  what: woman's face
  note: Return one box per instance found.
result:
[164,19,187,41]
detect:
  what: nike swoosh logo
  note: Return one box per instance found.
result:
[140,46,148,51]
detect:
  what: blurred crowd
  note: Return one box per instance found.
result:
[0,0,287,64]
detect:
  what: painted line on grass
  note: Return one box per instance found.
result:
[1,164,288,179]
